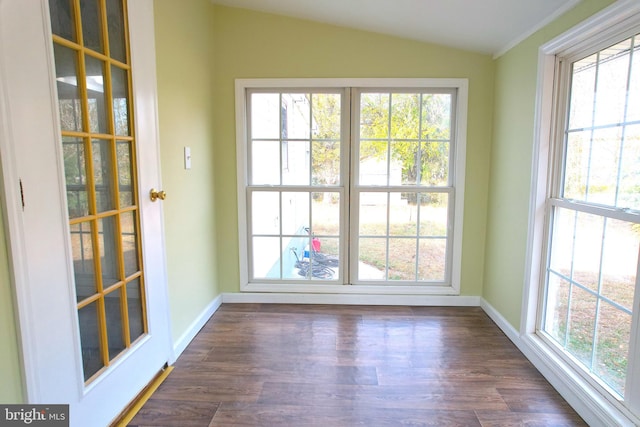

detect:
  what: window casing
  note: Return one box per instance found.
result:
[236,79,467,294]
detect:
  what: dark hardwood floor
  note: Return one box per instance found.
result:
[128,304,587,426]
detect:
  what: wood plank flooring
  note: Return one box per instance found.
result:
[127,304,587,426]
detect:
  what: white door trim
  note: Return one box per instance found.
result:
[0,0,79,402]
[0,0,174,422]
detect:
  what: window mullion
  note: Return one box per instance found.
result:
[582,52,600,201]
[588,218,607,373]
[343,87,353,285]
[614,36,636,206]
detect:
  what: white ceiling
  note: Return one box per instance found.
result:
[211,0,580,56]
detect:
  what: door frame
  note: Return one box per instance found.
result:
[0,0,173,414]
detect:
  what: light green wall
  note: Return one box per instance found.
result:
[484,0,616,328]
[154,0,219,343]
[0,203,24,403]
[213,6,495,296]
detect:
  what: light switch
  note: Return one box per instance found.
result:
[184,146,191,170]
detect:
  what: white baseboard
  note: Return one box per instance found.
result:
[222,292,481,306]
[479,298,521,341]
[170,294,223,362]
[481,298,638,427]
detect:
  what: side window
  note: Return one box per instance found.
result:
[540,32,640,403]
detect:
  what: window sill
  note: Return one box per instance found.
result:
[519,333,639,426]
[241,282,459,295]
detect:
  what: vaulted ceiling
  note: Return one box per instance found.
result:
[211,0,580,57]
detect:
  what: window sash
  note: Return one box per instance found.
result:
[538,31,640,409]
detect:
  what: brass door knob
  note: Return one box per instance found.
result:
[150,188,166,202]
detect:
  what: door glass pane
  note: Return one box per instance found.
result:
[49,0,76,42]
[98,216,120,287]
[78,302,104,381]
[92,139,115,212]
[116,141,133,207]
[106,0,127,63]
[53,44,83,132]
[104,289,125,359]
[80,0,104,53]
[63,137,89,218]
[71,221,96,301]
[111,65,130,136]
[85,56,108,134]
[127,278,145,342]
[120,211,139,277]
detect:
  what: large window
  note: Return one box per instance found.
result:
[535,23,640,420]
[236,79,467,294]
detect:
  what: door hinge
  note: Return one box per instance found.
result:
[19,178,25,211]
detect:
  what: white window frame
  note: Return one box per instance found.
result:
[235,78,468,295]
[523,2,640,425]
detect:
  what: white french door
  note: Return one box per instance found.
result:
[0,1,171,426]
